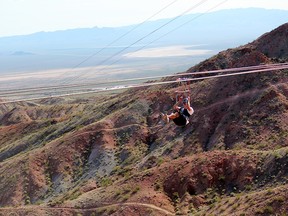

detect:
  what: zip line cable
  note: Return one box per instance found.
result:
[1,63,287,96]
[2,65,288,104]
[61,0,210,85]
[79,0,229,83]
[1,64,287,104]
[1,63,274,93]
[55,0,180,83]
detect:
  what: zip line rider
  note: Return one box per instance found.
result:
[161,96,194,127]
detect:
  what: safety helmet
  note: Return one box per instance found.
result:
[183,98,189,104]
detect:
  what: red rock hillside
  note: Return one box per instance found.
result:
[0,23,288,216]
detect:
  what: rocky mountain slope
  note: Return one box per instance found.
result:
[0,23,288,216]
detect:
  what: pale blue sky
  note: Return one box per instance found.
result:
[1,0,288,37]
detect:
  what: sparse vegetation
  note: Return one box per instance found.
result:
[100,177,112,187]
[1,23,288,216]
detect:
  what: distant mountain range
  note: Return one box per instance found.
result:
[0,8,288,75]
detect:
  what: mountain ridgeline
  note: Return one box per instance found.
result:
[0,24,288,215]
[1,8,288,50]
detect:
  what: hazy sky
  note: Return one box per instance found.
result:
[1,0,288,37]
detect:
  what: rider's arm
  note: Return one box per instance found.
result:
[173,104,181,111]
[184,97,194,115]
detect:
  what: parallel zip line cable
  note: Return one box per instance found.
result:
[1,64,287,104]
[79,0,229,83]
[60,0,210,85]
[1,63,287,96]
[55,0,180,83]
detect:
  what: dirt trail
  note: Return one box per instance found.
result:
[0,202,174,215]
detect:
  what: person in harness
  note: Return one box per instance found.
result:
[161,96,194,127]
